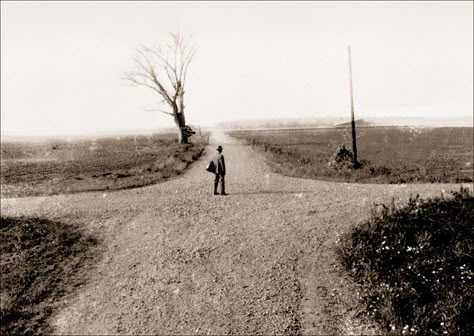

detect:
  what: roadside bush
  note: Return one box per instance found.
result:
[337,187,473,335]
[0,216,99,335]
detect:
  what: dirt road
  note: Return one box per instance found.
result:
[1,131,467,335]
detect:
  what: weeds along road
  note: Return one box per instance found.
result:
[1,131,470,335]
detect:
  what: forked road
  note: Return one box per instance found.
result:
[1,131,468,335]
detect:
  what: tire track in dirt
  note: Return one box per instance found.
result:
[1,130,470,335]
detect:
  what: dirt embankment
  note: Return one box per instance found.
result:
[1,130,470,334]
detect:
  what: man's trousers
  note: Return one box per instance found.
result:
[214,174,225,194]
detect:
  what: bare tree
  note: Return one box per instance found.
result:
[125,33,196,144]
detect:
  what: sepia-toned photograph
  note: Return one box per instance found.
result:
[1,1,472,335]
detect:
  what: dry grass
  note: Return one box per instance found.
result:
[0,216,100,335]
[1,133,209,197]
[228,127,473,184]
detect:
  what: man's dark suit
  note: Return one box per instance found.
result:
[212,151,226,195]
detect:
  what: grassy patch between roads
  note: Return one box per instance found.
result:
[1,133,209,198]
[337,187,473,335]
[0,216,99,335]
[228,127,473,184]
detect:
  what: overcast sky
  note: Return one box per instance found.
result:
[1,1,473,135]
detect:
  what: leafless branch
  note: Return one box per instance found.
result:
[144,108,174,116]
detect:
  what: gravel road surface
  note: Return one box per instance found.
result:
[1,131,468,335]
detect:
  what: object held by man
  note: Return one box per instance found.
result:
[206,160,215,173]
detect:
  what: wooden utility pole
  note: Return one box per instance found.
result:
[348,45,359,167]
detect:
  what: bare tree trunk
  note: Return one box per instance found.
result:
[178,126,188,144]
[174,110,188,144]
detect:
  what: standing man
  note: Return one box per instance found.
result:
[213,145,227,195]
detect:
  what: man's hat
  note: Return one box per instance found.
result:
[217,145,223,150]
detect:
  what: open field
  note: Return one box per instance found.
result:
[1,133,209,198]
[228,127,473,184]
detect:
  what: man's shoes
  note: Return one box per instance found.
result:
[221,193,228,196]
[214,192,219,195]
